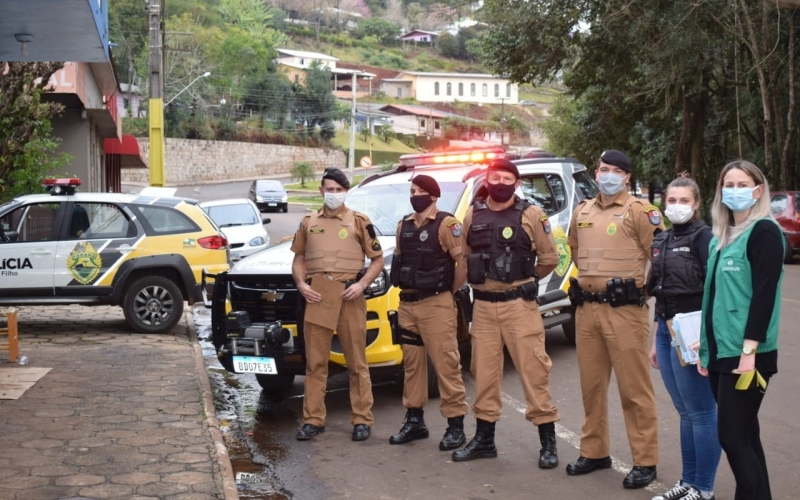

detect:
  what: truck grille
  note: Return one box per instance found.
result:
[230,274,298,324]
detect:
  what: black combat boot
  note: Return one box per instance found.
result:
[451,418,497,462]
[537,422,559,469]
[389,408,429,445]
[439,415,466,451]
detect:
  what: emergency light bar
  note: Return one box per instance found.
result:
[398,148,505,168]
[42,178,81,195]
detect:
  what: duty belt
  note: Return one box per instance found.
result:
[473,287,532,303]
[581,291,613,304]
[399,290,444,303]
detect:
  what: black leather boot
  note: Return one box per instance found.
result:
[389,408,429,445]
[452,418,497,462]
[537,422,558,469]
[439,415,466,451]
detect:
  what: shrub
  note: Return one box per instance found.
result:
[291,161,316,187]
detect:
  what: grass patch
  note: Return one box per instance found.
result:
[289,195,323,209]
[518,85,564,104]
[285,175,366,191]
[331,133,418,153]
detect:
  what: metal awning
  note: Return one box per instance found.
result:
[104,135,148,168]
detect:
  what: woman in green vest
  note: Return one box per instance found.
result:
[699,159,783,500]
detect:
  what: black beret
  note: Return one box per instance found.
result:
[487,158,520,179]
[600,150,631,173]
[411,174,441,197]
[321,167,350,189]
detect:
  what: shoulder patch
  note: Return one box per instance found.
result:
[447,221,463,237]
[539,215,551,234]
[644,205,661,226]
[371,239,382,251]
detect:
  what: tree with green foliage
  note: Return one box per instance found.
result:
[436,32,461,58]
[294,63,338,140]
[292,161,316,187]
[358,17,402,44]
[0,62,72,200]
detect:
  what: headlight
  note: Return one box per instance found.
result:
[281,194,288,202]
[256,195,264,202]
[363,268,390,299]
[249,236,265,246]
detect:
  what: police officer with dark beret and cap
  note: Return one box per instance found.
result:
[453,158,562,469]
[565,149,663,489]
[291,167,384,442]
[388,174,470,451]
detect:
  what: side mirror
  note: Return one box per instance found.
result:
[3,230,19,242]
[262,218,271,225]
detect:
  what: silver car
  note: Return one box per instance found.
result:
[249,179,288,213]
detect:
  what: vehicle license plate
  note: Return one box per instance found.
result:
[233,356,278,374]
[268,202,277,207]
[230,251,241,261]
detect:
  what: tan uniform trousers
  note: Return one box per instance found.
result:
[575,301,658,466]
[399,292,468,417]
[471,297,559,425]
[302,295,374,427]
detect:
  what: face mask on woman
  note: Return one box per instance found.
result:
[324,191,347,210]
[664,203,694,224]
[721,187,757,212]
[598,173,626,196]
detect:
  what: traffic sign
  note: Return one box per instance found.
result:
[359,156,372,168]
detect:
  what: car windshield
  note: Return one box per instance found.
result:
[203,203,258,227]
[346,181,467,236]
[257,182,284,192]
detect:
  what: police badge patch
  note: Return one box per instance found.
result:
[420,229,429,242]
[540,216,551,234]
[448,222,462,237]
[502,227,513,239]
[645,205,661,226]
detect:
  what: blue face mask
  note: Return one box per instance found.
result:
[597,173,626,196]
[721,187,757,212]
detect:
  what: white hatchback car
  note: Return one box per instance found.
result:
[199,199,270,262]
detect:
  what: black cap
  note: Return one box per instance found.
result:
[411,174,441,197]
[599,150,631,173]
[487,158,520,179]
[321,168,350,189]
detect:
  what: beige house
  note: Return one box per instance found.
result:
[275,48,373,97]
[379,71,519,104]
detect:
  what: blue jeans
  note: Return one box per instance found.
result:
[655,317,722,491]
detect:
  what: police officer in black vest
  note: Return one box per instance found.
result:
[389,175,470,450]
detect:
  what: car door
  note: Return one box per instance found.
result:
[54,201,142,297]
[0,201,64,298]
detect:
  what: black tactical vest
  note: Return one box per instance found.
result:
[393,211,455,292]
[650,219,710,319]
[467,197,536,283]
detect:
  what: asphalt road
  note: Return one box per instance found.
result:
[194,267,800,500]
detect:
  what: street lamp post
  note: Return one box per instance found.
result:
[165,71,211,107]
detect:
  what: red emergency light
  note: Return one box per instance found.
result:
[42,177,81,195]
[398,148,505,168]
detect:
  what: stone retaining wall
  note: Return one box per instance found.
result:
[123,138,347,185]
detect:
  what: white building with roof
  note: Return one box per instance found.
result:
[379,71,518,104]
[275,48,374,94]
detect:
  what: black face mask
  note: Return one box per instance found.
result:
[410,194,434,213]
[487,182,515,203]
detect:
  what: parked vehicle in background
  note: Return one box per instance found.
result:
[770,191,799,263]
[249,180,288,213]
[204,148,598,396]
[199,199,270,263]
[0,178,230,333]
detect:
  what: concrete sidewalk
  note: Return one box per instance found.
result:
[0,305,237,500]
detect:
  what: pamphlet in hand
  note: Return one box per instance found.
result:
[670,311,702,365]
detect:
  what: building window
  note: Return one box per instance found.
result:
[397,87,403,98]
[446,82,452,96]
[300,58,305,66]
[458,83,464,96]
[494,84,500,97]
[123,98,130,110]
[482,83,488,97]
[434,121,440,130]
[420,119,426,128]
[506,83,512,98]
[470,83,476,97]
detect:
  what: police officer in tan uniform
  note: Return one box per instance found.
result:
[291,168,385,442]
[565,150,664,489]
[388,175,469,450]
[453,158,561,469]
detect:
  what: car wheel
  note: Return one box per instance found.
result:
[562,307,577,346]
[427,354,440,399]
[123,275,184,333]
[281,204,288,213]
[255,374,296,394]
[784,235,794,264]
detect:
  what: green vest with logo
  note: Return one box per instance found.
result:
[699,219,782,366]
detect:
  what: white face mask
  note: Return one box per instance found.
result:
[323,191,347,210]
[664,203,694,225]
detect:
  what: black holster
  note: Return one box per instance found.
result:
[606,278,645,308]
[568,277,584,307]
[388,309,424,346]
[467,253,490,284]
[519,279,539,301]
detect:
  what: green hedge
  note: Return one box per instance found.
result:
[342,149,405,169]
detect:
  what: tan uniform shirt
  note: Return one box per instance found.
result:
[464,201,559,292]
[291,205,383,282]
[568,191,665,291]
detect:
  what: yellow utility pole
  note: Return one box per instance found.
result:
[148,0,166,186]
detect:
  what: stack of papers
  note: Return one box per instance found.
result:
[671,311,702,365]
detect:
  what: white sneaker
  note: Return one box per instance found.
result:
[682,489,715,500]
[652,482,690,500]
